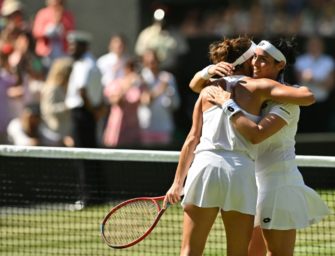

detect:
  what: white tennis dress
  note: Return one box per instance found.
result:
[182,78,260,215]
[255,101,330,229]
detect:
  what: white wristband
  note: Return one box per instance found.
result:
[199,65,215,80]
[222,99,242,118]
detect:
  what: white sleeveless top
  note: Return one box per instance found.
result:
[194,76,260,160]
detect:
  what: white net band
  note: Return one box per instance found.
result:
[0,145,334,168]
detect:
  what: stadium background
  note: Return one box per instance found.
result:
[23,1,335,154]
[1,1,335,255]
[9,0,335,207]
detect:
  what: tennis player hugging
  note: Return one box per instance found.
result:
[164,36,330,256]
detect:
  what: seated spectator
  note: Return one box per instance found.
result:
[7,103,43,146]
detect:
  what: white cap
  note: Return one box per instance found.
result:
[1,0,23,16]
[67,31,92,43]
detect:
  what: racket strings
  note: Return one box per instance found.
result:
[104,200,159,245]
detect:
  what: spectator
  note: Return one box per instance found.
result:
[295,36,335,133]
[5,31,45,125]
[64,30,103,148]
[0,0,27,46]
[0,0,33,99]
[40,57,73,146]
[7,103,43,146]
[138,49,180,149]
[103,58,144,148]
[97,33,130,87]
[134,8,188,72]
[0,42,17,143]
[32,0,75,69]
[9,31,46,105]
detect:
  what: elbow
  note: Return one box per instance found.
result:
[301,87,316,106]
[189,81,201,93]
[189,73,206,93]
[187,134,200,145]
[307,94,316,106]
[184,134,200,149]
[300,94,316,106]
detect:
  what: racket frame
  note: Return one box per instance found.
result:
[100,195,167,249]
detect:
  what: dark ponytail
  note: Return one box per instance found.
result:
[268,37,298,66]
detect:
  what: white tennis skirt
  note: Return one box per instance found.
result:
[181,150,257,215]
[255,160,331,230]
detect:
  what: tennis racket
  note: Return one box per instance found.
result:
[100,195,168,249]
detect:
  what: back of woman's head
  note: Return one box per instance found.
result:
[267,37,298,66]
[46,57,73,86]
[209,36,252,65]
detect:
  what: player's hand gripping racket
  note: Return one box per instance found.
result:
[100,196,169,249]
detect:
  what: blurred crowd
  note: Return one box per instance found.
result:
[0,0,181,149]
[179,0,335,37]
[0,0,334,149]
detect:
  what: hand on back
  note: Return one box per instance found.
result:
[203,85,231,106]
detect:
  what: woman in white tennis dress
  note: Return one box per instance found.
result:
[165,37,259,256]
[165,37,317,256]
[208,38,330,256]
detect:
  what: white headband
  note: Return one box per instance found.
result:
[257,40,286,63]
[232,41,256,67]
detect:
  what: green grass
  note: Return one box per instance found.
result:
[0,190,334,256]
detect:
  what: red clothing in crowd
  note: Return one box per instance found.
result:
[32,6,75,57]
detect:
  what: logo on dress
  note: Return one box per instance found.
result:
[227,106,234,112]
[263,217,271,223]
[279,107,290,115]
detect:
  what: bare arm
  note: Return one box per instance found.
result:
[231,112,286,144]
[189,71,211,93]
[189,62,234,93]
[251,78,315,106]
[164,95,203,205]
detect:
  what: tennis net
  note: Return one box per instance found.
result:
[0,145,334,256]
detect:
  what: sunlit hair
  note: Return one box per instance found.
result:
[45,57,73,86]
[208,36,252,66]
